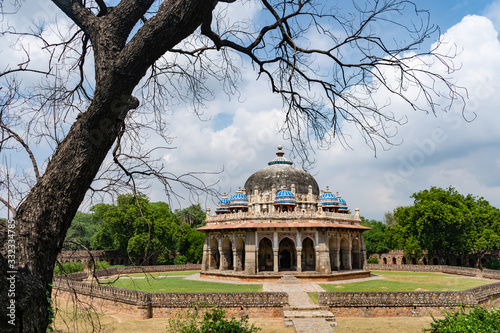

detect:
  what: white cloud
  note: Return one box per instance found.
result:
[153,13,500,219]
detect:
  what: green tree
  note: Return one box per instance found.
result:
[63,211,100,250]
[360,217,393,255]
[177,222,205,263]
[90,194,180,263]
[392,187,500,264]
[175,204,206,228]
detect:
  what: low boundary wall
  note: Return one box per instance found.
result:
[53,265,287,319]
[318,264,500,317]
[53,264,500,319]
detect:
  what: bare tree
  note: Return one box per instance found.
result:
[0,0,463,331]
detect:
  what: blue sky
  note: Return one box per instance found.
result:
[1,0,500,221]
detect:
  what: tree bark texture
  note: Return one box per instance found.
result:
[0,1,214,331]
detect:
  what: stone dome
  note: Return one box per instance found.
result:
[244,146,319,196]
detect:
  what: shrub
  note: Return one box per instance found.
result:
[167,306,260,333]
[423,305,500,333]
[367,257,379,264]
[54,261,85,275]
[90,260,110,270]
[174,255,188,265]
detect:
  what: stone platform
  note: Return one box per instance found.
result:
[200,269,370,283]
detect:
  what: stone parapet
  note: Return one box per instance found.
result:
[206,210,362,224]
[318,291,477,308]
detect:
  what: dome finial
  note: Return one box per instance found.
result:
[276,145,284,157]
[268,145,292,165]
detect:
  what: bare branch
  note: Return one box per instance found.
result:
[0,124,41,182]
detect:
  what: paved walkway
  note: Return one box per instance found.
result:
[264,282,336,333]
[186,273,385,333]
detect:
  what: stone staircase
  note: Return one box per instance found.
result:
[284,306,337,330]
[279,275,302,284]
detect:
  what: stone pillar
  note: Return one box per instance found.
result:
[233,248,238,271]
[202,236,210,271]
[219,245,224,270]
[330,250,340,271]
[273,249,279,272]
[317,231,331,274]
[245,232,257,274]
[297,248,302,272]
[346,250,352,270]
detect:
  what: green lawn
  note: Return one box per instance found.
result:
[98,271,262,292]
[320,271,494,292]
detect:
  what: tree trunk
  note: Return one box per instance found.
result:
[0,0,215,331]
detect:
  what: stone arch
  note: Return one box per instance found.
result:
[110,259,115,266]
[279,237,297,271]
[236,237,245,271]
[456,258,462,266]
[383,257,387,265]
[402,257,407,265]
[423,258,427,265]
[120,258,125,265]
[351,237,361,269]
[392,257,397,265]
[210,237,220,269]
[432,257,438,265]
[328,236,338,271]
[221,237,233,270]
[258,237,273,272]
[301,237,315,271]
[339,237,350,270]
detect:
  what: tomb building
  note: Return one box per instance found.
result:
[198,146,370,280]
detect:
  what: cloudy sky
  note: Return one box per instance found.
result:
[1,1,499,221]
[156,0,500,221]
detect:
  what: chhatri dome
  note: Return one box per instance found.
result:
[198,146,370,281]
[244,145,320,197]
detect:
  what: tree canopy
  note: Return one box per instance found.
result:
[361,217,394,255]
[392,186,500,265]
[0,0,465,331]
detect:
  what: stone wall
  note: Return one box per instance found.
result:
[319,265,500,317]
[57,264,202,281]
[53,276,287,320]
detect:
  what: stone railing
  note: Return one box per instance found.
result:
[206,210,361,224]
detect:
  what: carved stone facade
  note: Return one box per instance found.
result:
[198,146,370,278]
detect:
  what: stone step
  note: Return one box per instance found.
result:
[284,310,335,319]
[284,309,337,329]
[292,318,336,332]
[284,305,330,311]
[279,275,302,284]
